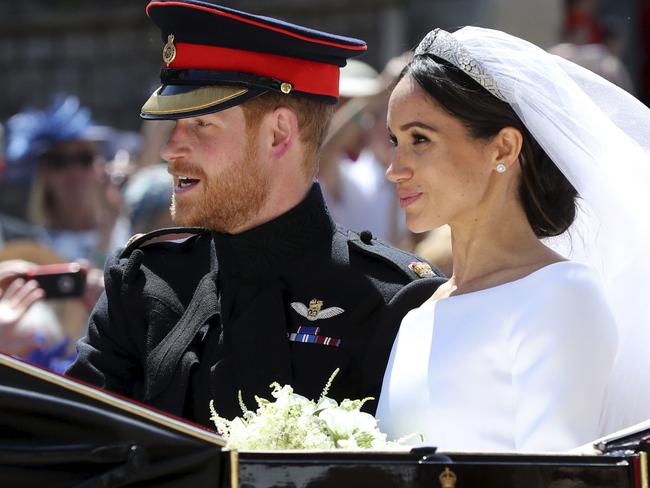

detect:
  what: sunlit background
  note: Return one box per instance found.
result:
[1,0,646,130]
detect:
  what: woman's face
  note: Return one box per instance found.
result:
[41,140,100,209]
[386,75,495,233]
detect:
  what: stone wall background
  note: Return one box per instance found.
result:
[3,1,180,130]
[0,0,411,130]
[0,0,639,131]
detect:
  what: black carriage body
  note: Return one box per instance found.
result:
[1,353,648,488]
[227,449,641,488]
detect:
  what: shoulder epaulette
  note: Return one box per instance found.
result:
[119,227,209,259]
[347,229,443,280]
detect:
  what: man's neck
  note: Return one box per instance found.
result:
[228,180,312,234]
[212,182,334,278]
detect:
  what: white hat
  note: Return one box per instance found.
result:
[338,60,383,97]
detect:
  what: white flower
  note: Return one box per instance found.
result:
[209,369,409,451]
[315,396,337,411]
[319,408,355,438]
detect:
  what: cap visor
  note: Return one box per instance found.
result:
[140,84,264,120]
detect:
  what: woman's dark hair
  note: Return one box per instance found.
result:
[401,55,578,238]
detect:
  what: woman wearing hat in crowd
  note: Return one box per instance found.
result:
[376,26,650,451]
[5,95,127,266]
[3,97,125,361]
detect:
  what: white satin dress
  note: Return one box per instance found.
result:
[375,262,617,452]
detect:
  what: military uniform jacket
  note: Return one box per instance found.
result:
[67,184,445,427]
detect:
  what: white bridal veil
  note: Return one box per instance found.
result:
[416,27,650,436]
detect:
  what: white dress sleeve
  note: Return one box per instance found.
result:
[508,267,618,451]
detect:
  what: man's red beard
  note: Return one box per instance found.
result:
[169,139,270,232]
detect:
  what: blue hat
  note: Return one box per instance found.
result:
[4,95,106,182]
[140,0,367,120]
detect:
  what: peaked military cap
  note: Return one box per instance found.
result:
[141,0,368,120]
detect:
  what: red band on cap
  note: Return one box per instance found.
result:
[147,1,367,52]
[171,43,340,98]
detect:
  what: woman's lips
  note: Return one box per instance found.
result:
[399,191,422,208]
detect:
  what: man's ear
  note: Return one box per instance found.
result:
[270,106,299,159]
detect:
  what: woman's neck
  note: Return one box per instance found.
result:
[443,199,563,297]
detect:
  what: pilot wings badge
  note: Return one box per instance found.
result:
[290,299,344,321]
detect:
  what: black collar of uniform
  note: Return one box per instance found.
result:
[212,183,334,278]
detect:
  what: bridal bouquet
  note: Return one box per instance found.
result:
[209,369,407,450]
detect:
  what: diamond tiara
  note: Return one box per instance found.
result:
[414,28,506,101]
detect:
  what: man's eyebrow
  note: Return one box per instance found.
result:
[399,121,438,131]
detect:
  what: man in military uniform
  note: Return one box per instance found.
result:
[67,0,445,427]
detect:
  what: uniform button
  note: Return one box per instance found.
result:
[360,230,373,244]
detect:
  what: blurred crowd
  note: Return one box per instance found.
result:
[0,95,175,372]
[0,0,638,373]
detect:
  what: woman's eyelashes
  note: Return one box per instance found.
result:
[411,132,430,145]
[388,132,430,147]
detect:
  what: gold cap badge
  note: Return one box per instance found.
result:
[163,34,177,67]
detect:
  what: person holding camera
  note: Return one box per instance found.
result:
[0,260,62,359]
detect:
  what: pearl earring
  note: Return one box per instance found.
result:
[496,163,507,173]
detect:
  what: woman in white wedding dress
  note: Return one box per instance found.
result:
[376,27,650,452]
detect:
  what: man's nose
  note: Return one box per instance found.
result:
[159,122,189,163]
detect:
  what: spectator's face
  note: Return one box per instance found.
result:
[161,105,270,233]
[41,141,100,211]
[386,76,494,233]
